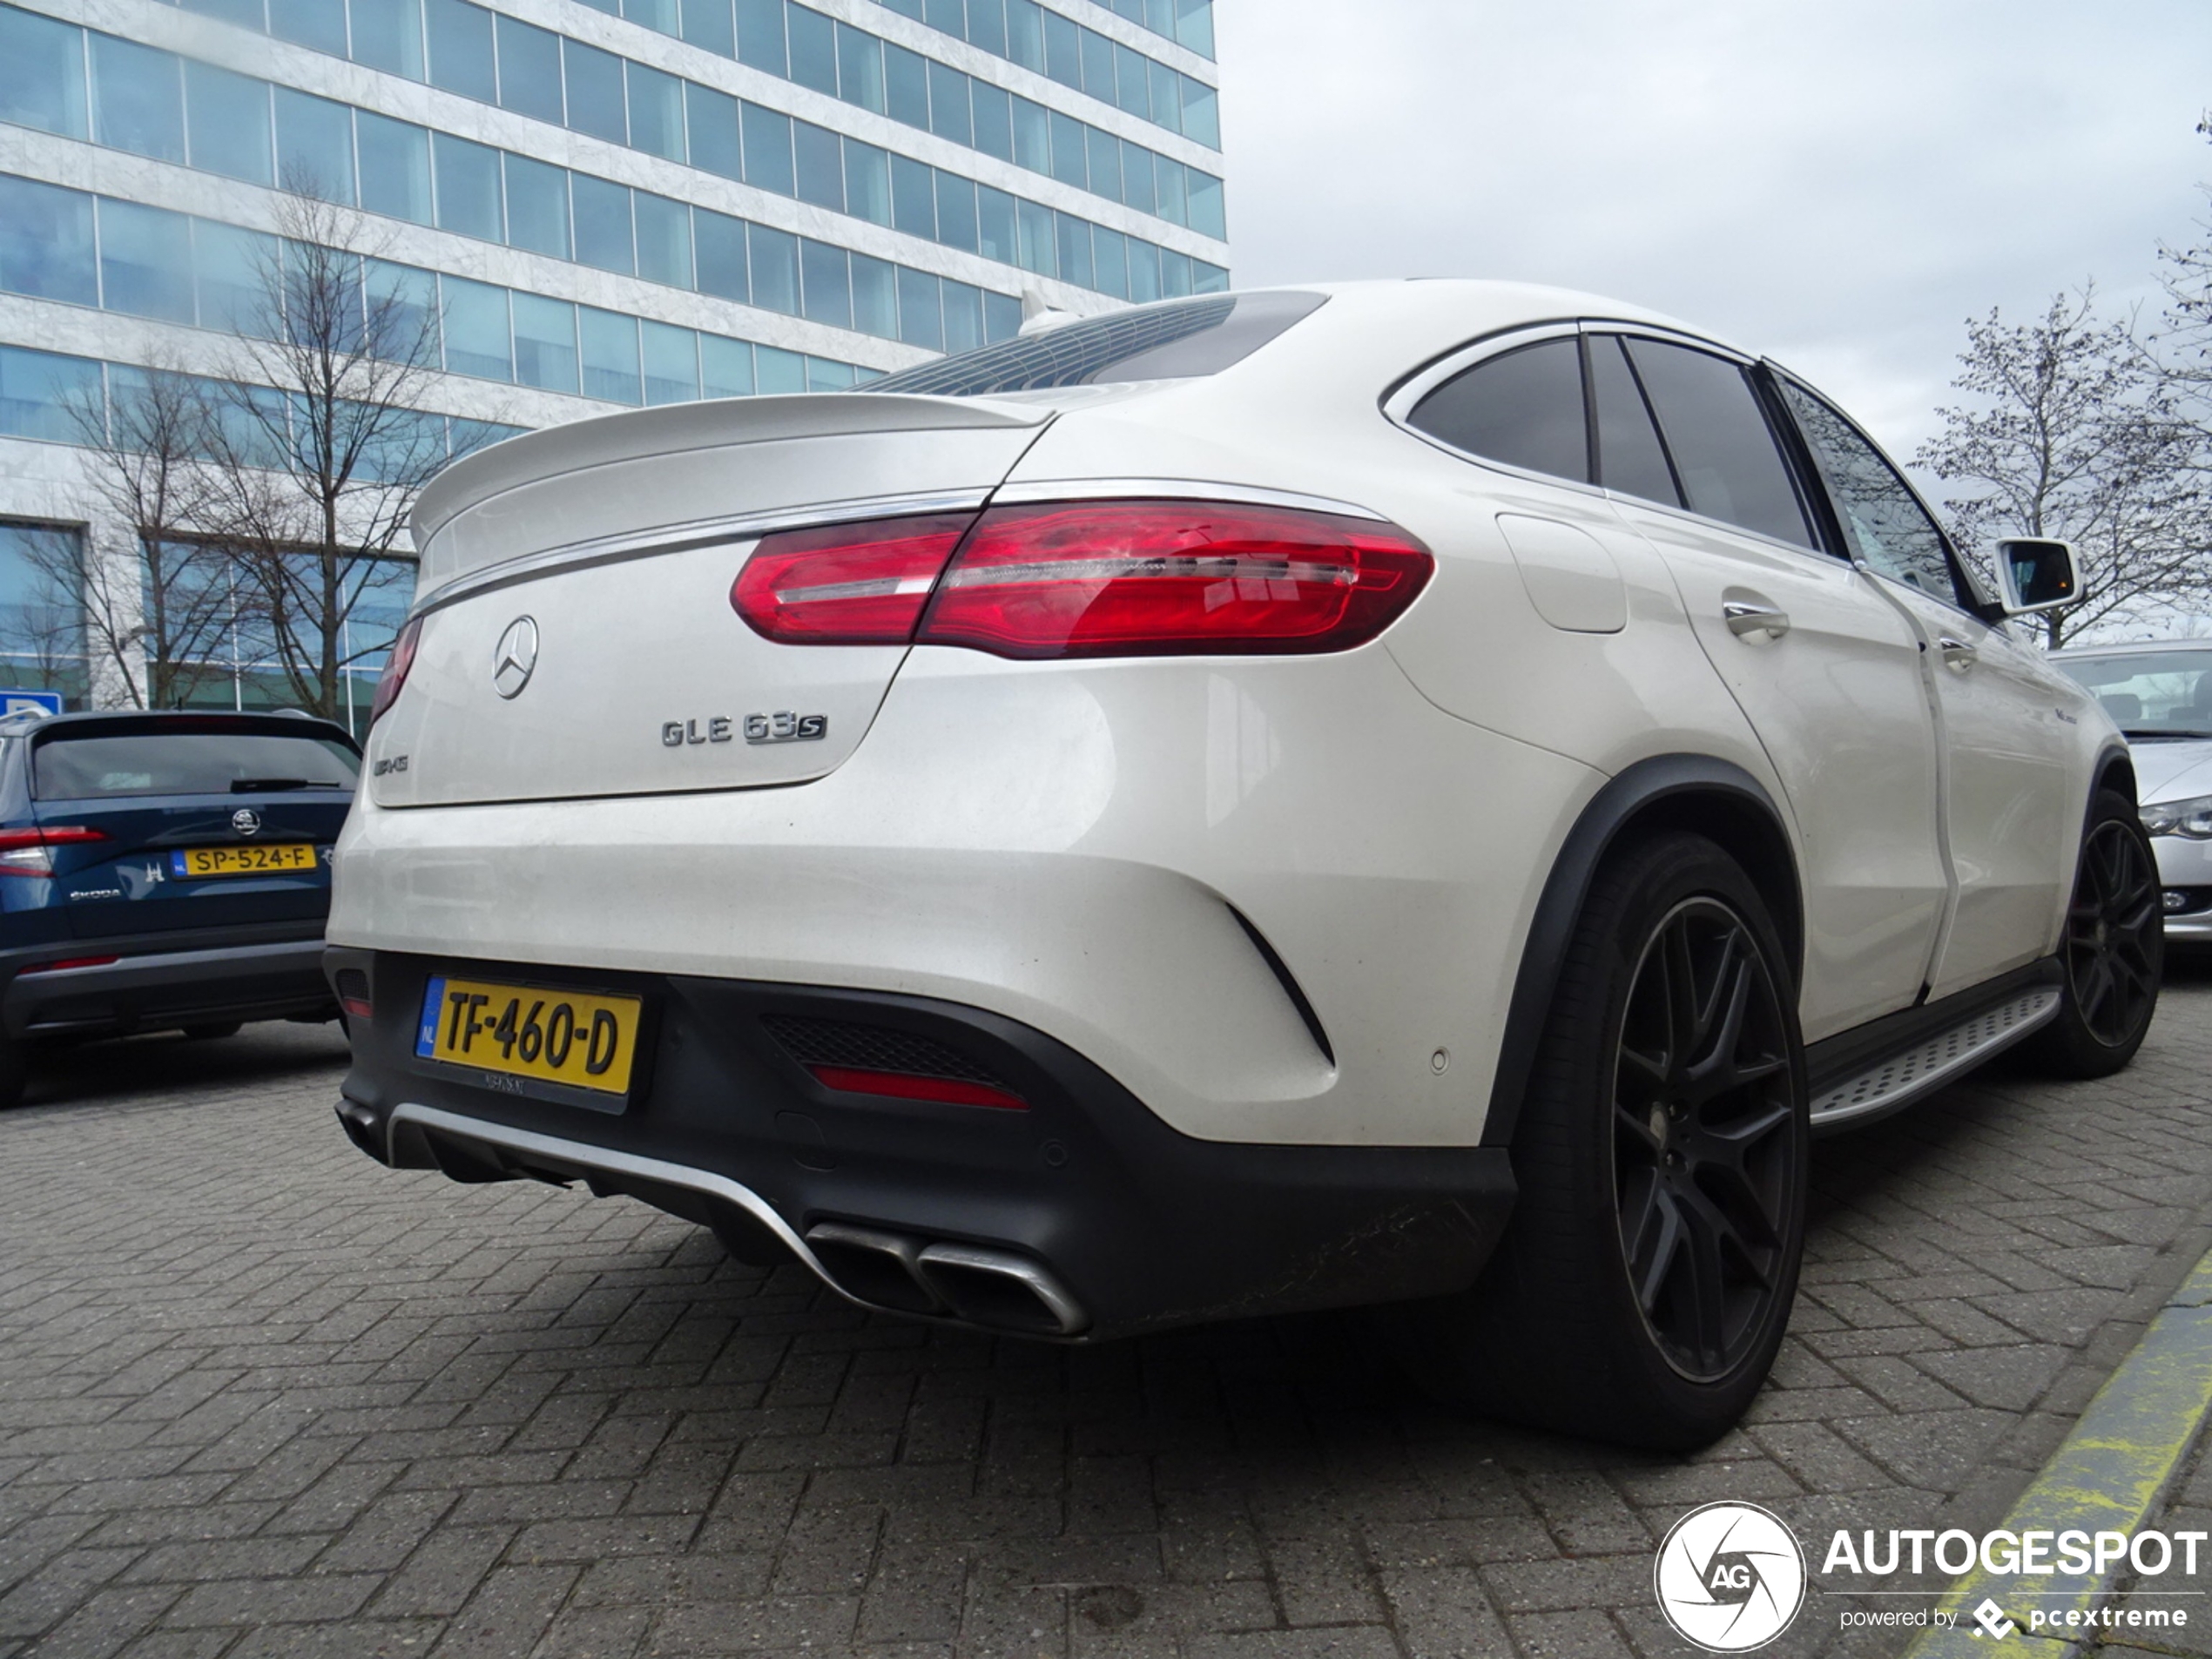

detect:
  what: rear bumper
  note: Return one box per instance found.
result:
[1,927,334,1038]
[327,946,1516,1340]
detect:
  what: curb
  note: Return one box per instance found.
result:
[1901,1243,2212,1659]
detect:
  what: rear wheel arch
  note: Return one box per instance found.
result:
[1481,755,1802,1149]
[2094,744,2137,810]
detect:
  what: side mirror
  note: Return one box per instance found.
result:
[1994,538,2080,616]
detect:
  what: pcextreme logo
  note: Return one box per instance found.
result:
[1653,1502,1808,1651]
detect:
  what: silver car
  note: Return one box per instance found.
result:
[2054,641,2212,943]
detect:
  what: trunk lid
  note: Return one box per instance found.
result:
[373,392,1052,808]
[26,718,355,940]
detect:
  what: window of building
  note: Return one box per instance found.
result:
[793,120,843,211]
[570,174,634,273]
[700,334,753,399]
[747,224,799,314]
[884,41,927,126]
[580,307,639,403]
[426,0,496,102]
[432,132,502,241]
[633,192,692,287]
[642,320,698,405]
[349,0,424,78]
[367,260,438,363]
[270,0,347,55]
[890,153,934,238]
[0,521,88,710]
[273,88,356,203]
[0,347,101,443]
[441,276,511,381]
[502,154,571,259]
[835,23,883,111]
[740,102,793,195]
[91,35,185,163]
[694,209,747,301]
[511,291,578,394]
[934,172,978,254]
[0,177,96,307]
[896,265,941,350]
[786,3,836,93]
[736,0,786,72]
[686,84,742,180]
[357,111,432,224]
[563,39,627,144]
[1626,339,1813,550]
[799,239,850,329]
[495,15,563,125]
[98,199,197,326]
[624,0,680,39]
[626,62,685,159]
[185,63,275,185]
[0,6,87,140]
[757,344,806,395]
[192,220,277,338]
[845,140,890,224]
[682,0,735,56]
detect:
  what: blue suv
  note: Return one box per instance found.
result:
[0,709,359,1106]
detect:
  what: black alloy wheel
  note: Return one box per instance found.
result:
[1611,897,1799,1382]
[1379,832,1808,1450]
[2060,818,2161,1049]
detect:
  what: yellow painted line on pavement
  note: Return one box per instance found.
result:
[1903,1245,2212,1659]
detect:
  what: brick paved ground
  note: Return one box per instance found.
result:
[2,963,2210,1659]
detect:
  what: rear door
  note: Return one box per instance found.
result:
[1769,375,2081,996]
[29,719,356,940]
[1595,332,1949,1039]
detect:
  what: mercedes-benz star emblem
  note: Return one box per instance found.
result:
[231,807,261,836]
[492,617,540,699]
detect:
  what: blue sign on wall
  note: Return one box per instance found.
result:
[0,689,64,718]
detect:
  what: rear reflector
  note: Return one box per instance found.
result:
[733,514,979,644]
[369,617,421,727]
[806,1064,1028,1110]
[729,500,1433,658]
[19,955,119,974]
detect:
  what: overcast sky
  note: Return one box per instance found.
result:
[1212,0,2211,462]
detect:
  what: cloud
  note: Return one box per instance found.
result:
[1213,0,2212,453]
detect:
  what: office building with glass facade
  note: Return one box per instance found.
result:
[0,0,1226,723]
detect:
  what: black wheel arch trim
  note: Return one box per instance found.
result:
[1480,754,1802,1149]
[2093,740,2136,808]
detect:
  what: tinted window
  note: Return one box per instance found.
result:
[1589,334,1677,506]
[34,732,358,799]
[1407,338,1588,483]
[863,291,1324,395]
[1625,340,1812,549]
[2055,650,2212,737]
[1773,377,1961,602]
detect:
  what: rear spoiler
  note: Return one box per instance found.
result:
[411,393,1050,550]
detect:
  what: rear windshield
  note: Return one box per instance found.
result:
[33,732,361,799]
[860,292,1327,397]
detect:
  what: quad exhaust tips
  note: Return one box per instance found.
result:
[806,1222,1089,1336]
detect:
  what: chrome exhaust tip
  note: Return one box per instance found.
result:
[802,1222,1089,1336]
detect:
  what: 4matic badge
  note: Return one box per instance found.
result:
[1654,1502,1807,1652]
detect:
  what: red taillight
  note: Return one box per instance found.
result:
[18,955,119,974]
[369,617,421,726]
[732,514,979,644]
[806,1063,1028,1110]
[0,825,110,876]
[726,501,1434,658]
[919,501,1434,659]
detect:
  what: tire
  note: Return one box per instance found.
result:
[0,1039,27,1109]
[182,1022,245,1042]
[1383,832,1808,1450]
[2021,789,2162,1079]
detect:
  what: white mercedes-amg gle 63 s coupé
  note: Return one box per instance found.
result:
[328,282,2161,1447]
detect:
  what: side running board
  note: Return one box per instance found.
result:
[1807,975,2062,1135]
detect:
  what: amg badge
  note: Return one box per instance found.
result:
[746,711,827,744]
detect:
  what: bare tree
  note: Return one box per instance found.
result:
[44,357,244,707]
[202,182,453,720]
[1915,289,2209,647]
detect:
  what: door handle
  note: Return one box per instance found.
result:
[1938,635,1979,671]
[1723,598,1791,640]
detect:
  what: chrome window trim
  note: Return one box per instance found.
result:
[410,487,994,617]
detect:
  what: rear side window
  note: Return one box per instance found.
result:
[1624,340,1814,550]
[1407,337,1588,482]
[860,291,1326,395]
[1588,334,1680,507]
[33,732,360,799]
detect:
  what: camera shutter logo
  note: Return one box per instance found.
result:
[1653,1501,1806,1651]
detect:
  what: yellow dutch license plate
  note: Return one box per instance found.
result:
[415,975,644,1096]
[170,844,320,878]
